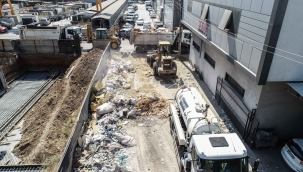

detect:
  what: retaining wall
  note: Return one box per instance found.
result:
[56,45,111,172]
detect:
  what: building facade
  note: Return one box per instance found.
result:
[181,0,303,140]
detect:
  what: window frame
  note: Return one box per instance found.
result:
[204,53,216,69]
[225,73,245,98]
[192,41,200,52]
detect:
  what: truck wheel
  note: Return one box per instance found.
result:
[111,42,119,49]
[181,46,187,54]
[172,62,177,77]
[136,46,142,53]
[150,58,155,67]
[146,56,151,63]
[153,62,158,76]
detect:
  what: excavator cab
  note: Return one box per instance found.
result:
[95,28,109,40]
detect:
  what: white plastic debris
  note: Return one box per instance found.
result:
[113,133,136,147]
[123,83,131,89]
[127,110,136,118]
[97,103,114,116]
[129,98,136,105]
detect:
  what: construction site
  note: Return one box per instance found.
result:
[0,0,272,172]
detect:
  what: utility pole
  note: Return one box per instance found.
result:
[177,0,182,57]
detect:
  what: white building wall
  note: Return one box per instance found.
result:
[164,0,174,31]
[189,35,263,111]
[183,0,275,75]
[267,0,303,82]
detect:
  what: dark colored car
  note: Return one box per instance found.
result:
[120,28,132,38]
[0,21,12,29]
[132,4,138,10]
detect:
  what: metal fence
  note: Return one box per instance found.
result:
[0,40,14,52]
[215,77,251,134]
[56,45,111,172]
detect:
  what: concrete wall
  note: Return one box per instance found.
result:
[0,52,22,83]
[20,54,77,71]
[256,82,303,140]
[182,0,275,75]
[164,2,174,31]
[267,1,303,82]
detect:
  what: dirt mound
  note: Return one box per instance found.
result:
[13,49,104,167]
[135,98,168,118]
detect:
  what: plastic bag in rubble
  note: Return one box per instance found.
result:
[148,94,159,101]
[109,142,122,151]
[127,110,136,118]
[85,135,93,145]
[123,83,131,89]
[123,61,134,72]
[100,162,121,172]
[93,135,105,142]
[112,95,126,105]
[96,103,114,116]
[105,81,116,88]
[113,133,136,147]
[129,98,136,105]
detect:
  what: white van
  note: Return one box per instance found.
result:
[123,13,138,20]
[128,0,134,4]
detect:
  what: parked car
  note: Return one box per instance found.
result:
[143,21,151,29]
[132,4,138,10]
[120,28,132,38]
[0,26,7,33]
[139,1,144,4]
[146,6,152,11]
[281,138,303,172]
[136,18,144,25]
[150,12,156,18]
[128,6,135,13]
[154,22,163,29]
[124,17,135,25]
[40,18,51,26]
[123,22,134,29]
[0,21,12,29]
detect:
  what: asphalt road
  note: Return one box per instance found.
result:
[131,2,158,29]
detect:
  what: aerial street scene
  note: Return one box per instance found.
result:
[0,0,302,171]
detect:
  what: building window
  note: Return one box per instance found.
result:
[204,53,215,69]
[192,41,200,52]
[225,73,245,98]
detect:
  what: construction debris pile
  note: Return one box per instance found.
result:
[74,58,168,171]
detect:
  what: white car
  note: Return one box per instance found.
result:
[281,138,303,172]
[127,6,135,13]
[150,12,156,18]
[136,18,144,25]
[143,21,151,29]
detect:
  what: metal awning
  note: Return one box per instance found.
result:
[287,82,303,98]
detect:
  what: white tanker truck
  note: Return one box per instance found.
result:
[170,86,249,172]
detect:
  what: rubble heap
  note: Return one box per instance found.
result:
[74,58,168,171]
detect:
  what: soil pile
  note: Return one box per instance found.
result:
[135,97,168,118]
[13,49,104,167]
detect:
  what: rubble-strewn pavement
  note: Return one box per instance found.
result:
[72,51,241,172]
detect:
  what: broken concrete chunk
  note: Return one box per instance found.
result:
[90,92,96,102]
[90,102,99,112]
[92,82,103,93]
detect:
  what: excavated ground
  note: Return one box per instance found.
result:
[13,49,103,168]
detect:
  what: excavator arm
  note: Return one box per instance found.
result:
[96,0,102,12]
[0,0,15,17]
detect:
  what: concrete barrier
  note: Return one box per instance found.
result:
[56,44,111,172]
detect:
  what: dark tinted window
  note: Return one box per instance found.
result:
[204,53,215,69]
[287,140,303,161]
[225,73,245,98]
[193,41,200,52]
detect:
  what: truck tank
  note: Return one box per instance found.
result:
[171,86,221,145]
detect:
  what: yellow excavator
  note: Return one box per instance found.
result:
[86,0,121,49]
[87,23,121,49]
[0,0,15,16]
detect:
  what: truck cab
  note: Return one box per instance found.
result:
[65,26,82,39]
[182,134,249,172]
